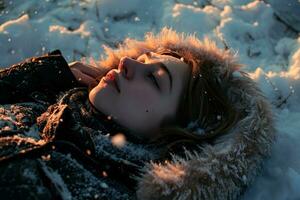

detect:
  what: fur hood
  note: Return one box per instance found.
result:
[98,28,276,200]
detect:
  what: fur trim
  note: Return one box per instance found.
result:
[98,28,276,200]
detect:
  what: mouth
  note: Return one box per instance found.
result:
[103,71,121,93]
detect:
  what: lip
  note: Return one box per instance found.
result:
[103,71,121,93]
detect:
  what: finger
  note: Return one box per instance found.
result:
[71,68,98,86]
[70,62,102,79]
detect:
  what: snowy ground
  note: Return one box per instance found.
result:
[1,0,300,199]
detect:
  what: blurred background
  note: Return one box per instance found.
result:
[1,0,300,199]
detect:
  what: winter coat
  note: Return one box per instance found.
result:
[0,28,276,200]
[0,50,160,200]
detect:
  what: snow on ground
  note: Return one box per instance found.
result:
[0,0,300,199]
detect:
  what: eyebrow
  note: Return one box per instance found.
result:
[157,62,173,92]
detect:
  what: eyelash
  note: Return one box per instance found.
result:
[147,73,160,90]
[139,55,160,90]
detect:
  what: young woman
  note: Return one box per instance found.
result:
[0,28,275,200]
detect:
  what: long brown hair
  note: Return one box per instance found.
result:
[148,48,241,158]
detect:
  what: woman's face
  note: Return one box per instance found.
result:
[89,52,190,140]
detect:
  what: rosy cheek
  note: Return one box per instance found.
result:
[126,87,159,109]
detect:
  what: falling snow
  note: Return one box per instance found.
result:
[0,0,300,199]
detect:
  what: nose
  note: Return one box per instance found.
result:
[118,57,145,80]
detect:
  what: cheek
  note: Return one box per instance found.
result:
[121,85,160,111]
[113,85,164,128]
[115,86,164,134]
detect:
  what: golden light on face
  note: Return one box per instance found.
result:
[89,52,190,140]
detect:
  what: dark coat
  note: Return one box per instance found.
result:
[0,50,159,200]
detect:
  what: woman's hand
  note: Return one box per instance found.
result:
[69,61,109,87]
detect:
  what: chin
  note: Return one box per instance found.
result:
[89,86,101,105]
[89,84,117,111]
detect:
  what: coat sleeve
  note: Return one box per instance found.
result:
[0,50,80,104]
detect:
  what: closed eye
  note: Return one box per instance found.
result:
[147,72,160,90]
